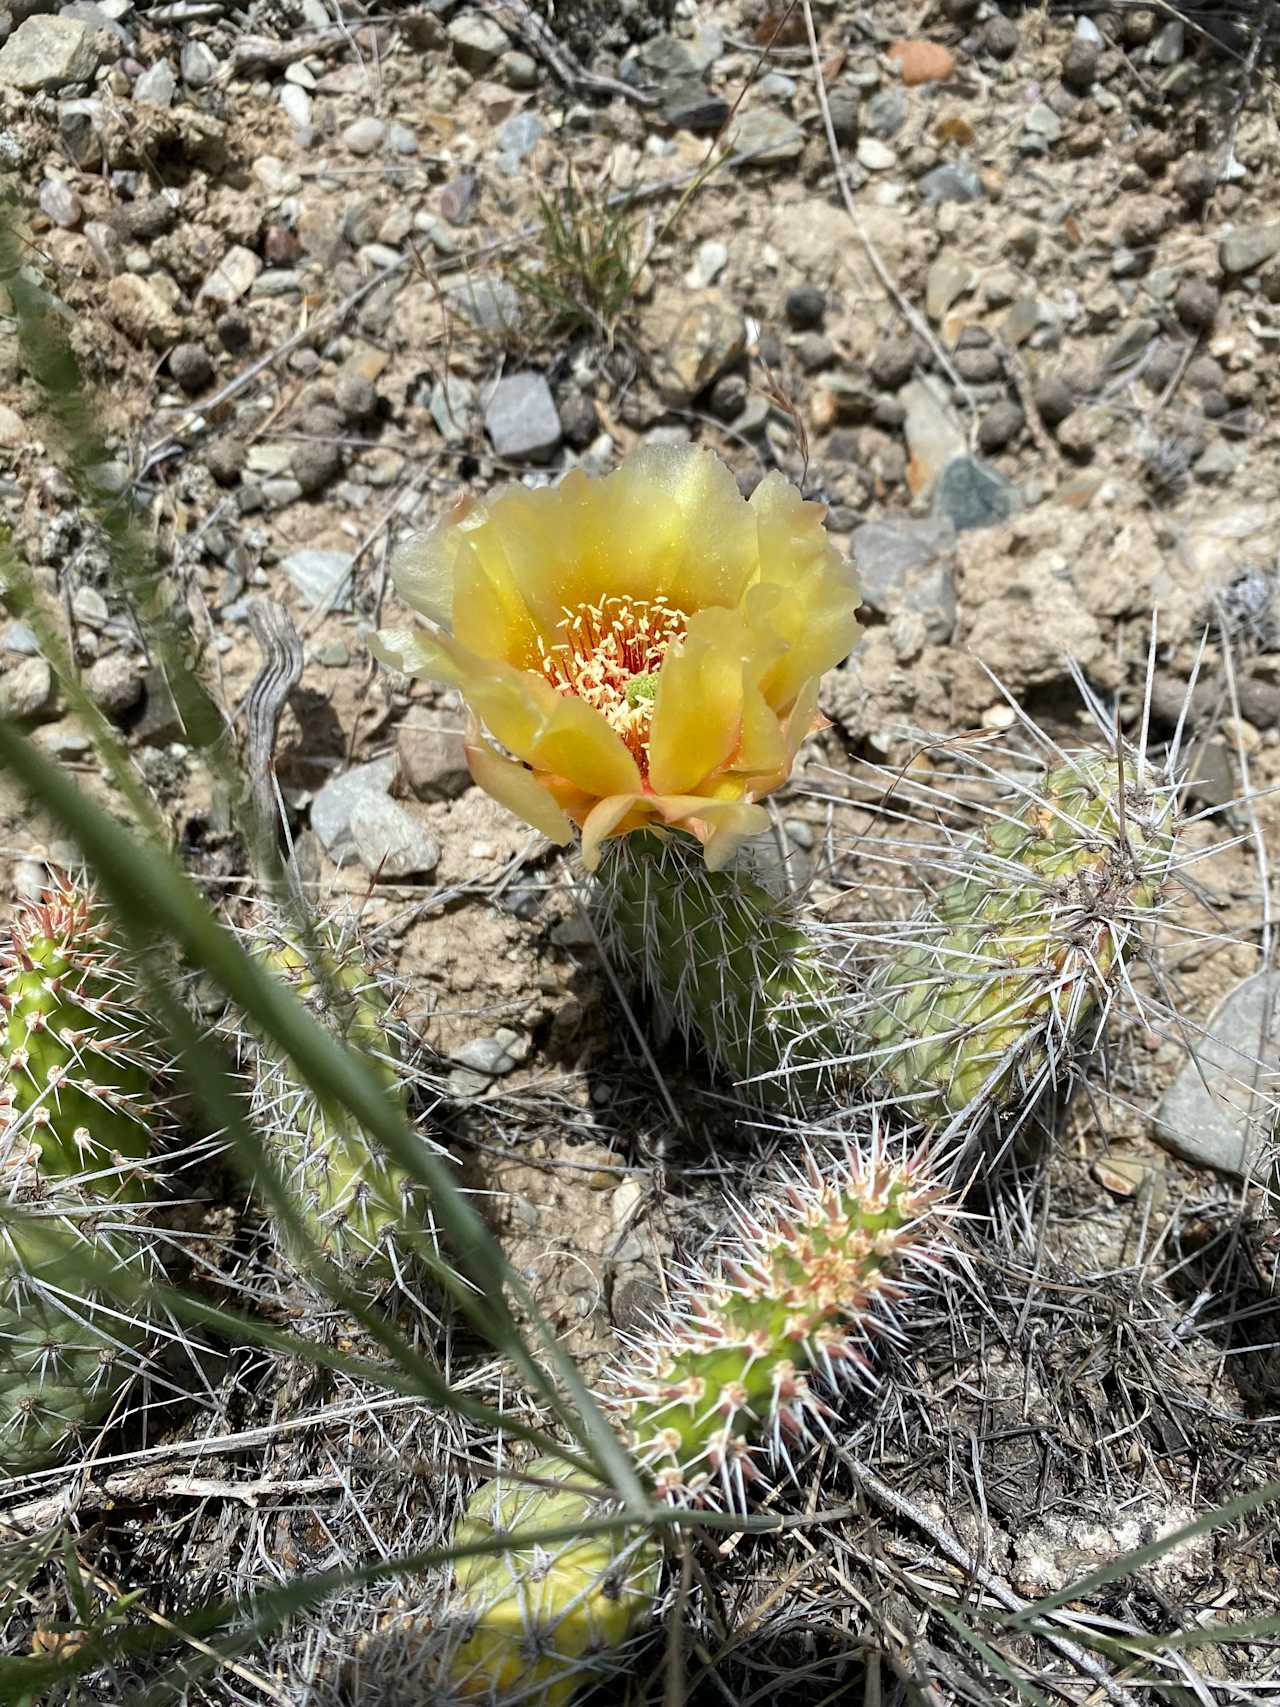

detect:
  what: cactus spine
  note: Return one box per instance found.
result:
[245,912,442,1286]
[597,829,845,1109]
[439,1142,943,1705]
[861,751,1176,1128]
[1,883,164,1472]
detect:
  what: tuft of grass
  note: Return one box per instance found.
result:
[512,168,638,346]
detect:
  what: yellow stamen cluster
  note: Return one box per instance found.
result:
[537,595,687,770]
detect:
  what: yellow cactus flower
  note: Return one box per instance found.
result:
[372,446,860,869]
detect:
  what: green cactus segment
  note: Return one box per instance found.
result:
[622,1151,933,1501]
[251,918,427,1281]
[441,1148,940,1705]
[446,1455,661,1707]
[597,830,846,1109]
[1,887,160,1189]
[864,753,1176,1125]
[0,1210,154,1475]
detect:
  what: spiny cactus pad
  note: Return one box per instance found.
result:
[861,751,1176,1128]
[247,913,445,1284]
[598,829,845,1109]
[0,1204,155,1475]
[1,884,163,1191]
[438,1141,944,1704]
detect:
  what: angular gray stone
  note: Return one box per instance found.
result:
[198,245,262,305]
[447,12,509,73]
[919,162,985,205]
[84,653,143,715]
[349,793,441,878]
[181,40,219,86]
[279,84,312,131]
[0,17,99,91]
[134,60,176,106]
[3,622,40,656]
[310,754,399,860]
[496,111,543,163]
[397,720,471,799]
[732,107,805,165]
[1154,971,1280,1180]
[280,547,354,609]
[38,178,81,228]
[483,372,562,460]
[934,455,1017,532]
[1220,223,1280,276]
[852,516,958,643]
[444,271,522,333]
[451,1028,522,1076]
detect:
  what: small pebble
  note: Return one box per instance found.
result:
[784,284,826,329]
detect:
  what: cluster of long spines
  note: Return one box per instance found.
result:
[243,910,443,1287]
[1,883,165,1191]
[434,1143,945,1705]
[856,751,1178,1133]
[596,830,847,1110]
[0,881,166,1473]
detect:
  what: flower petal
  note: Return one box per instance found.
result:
[579,793,650,869]
[369,624,468,688]
[646,608,740,795]
[466,664,643,800]
[389,492,480,628]
[465,730,574,846]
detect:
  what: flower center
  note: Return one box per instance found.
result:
[537,594,687,769]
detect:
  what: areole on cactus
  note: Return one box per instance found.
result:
[435,1140,946,1705]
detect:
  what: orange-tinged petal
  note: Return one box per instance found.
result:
[699,800,772,869]
[464,732,574,846]
[580,793,649,869]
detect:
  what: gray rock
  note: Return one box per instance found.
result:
[387,122,418,155]
[38,178,81,228]
[342,116,385,156]
[429,373,478,442]
[977,401,1025,453]
[903,379,966,487]
[1154,971,1280,1179]
[349,792,441,878]
[1151,18,1184,62]
[496,111,543,163]
[310,754,399,860]
[444,271,522,333]
[71,586,109,627]
[934,455,1017,531]
[84,652,142,715]
[853,516,958,643]
[59,100,104,168]
[3,622,40,656]
[198,245,262,306]
[1220,223,1280,276]
[1024,103,1062,143]
[865,88,907,138]
[279,83,312,131]
[181,40,218,86]
[280,547,354,609]
[919,162,985,205]
[397,720,471,799]
[451,1028,522,1076]
[0,657,53,719]
[484,372,562,460]
[926,255,974,321]
[732,107,805,165]
[0,17,100,91]
[856,137,895,172]
[334,364,378,420]
[134,60,176,106]
[499,50,539,89]
[447,11,509,73]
